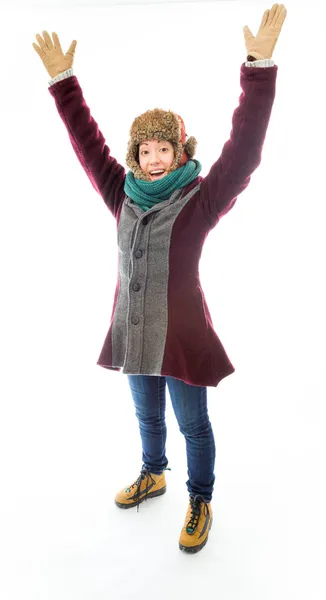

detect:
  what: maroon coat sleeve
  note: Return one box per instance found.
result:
[199,62,278,229]
[48,75,126,219]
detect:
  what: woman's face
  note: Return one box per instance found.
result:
[138,139,175,181]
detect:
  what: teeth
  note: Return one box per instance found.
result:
[151,170,164,175]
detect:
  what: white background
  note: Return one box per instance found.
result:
[0,0,325,598]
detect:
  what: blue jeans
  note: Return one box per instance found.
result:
[127,375,216,503]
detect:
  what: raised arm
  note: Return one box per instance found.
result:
[33,31,126,218]
[199,3,287,228]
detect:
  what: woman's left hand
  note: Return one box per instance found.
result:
[243,3,287,60]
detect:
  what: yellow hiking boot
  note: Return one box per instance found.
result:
[114,468,170,512]
[179,494,213,553]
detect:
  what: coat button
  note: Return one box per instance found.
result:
[132,283,141,292]
[131,316,139,325]
[135,250,143,258]
[143,217,148,225]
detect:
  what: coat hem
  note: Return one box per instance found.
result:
[96,361,235,388]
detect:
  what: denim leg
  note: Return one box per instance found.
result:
[166,377,216,502]
[127,375,169,475]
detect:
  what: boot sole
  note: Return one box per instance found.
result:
[115,485,166,509]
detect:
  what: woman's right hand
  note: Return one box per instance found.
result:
[32,31,77,78]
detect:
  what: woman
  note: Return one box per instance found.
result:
[33,3,287,554]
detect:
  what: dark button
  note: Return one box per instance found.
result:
[142,217,148,225]
[132,283,141,292]
[131,316,139,325]
[135,250,143,258]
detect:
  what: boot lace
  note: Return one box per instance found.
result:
[125,467,171,513]
[186,494,208,534]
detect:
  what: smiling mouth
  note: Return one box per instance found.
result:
[150,170,165,179]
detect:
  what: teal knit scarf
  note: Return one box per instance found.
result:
[124,159,202,212]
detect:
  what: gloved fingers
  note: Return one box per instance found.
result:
[33,33,47,55]
[258,4,287,34]
[32,40,42,57]
[273,4,287,28]
[65,39,77,59]
[267,4,279,27]
[34,31,53,54]
[52,32,64,55]
[42,30,55,51]
[49,32,76,60]
[258,9,270,31]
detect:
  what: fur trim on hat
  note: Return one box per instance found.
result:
[125,108,197,181]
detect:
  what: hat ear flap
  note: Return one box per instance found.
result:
[184,136,197,159]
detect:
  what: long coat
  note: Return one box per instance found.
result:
[48,62,277,387]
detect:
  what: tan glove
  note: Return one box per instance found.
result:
[32,31,77,78]
[243,3,287,60]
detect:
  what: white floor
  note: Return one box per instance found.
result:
[1,353,325,600]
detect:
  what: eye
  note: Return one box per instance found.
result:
[140,147,169,156]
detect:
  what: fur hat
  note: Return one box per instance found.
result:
[125,108,198,181]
